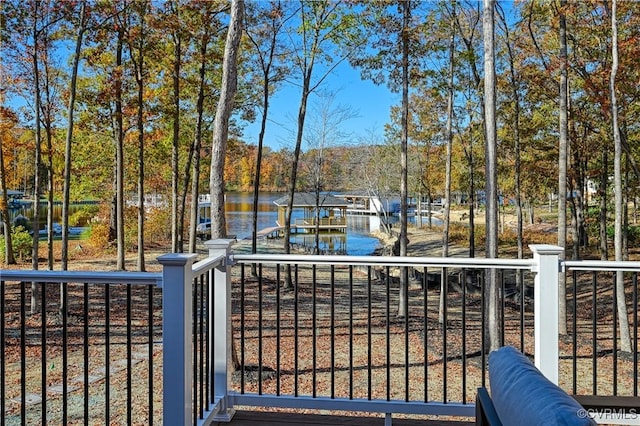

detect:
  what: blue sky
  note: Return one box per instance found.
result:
[241,59,400,151]
[239,2,521,152]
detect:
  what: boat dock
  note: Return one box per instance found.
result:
[256,226,283,239]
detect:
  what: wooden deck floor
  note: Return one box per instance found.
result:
[213,410,475,426]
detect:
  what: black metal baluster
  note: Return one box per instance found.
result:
[462,268,467,403]
[331,265,336,399]
[612,273,618,396]
[572,270,578,394]
[367,267,372,400]
[126,284,132,425]
[349,266,354,400]
[500,270,505,348]
[481,273,486,388]
[148,285,154,425]
[105,284,110,423]
[192,277,198,425]
[634,273,638,397]
[199,275,205,417]
[84,283,90,425]
[294,264,299,397]
[205,272,211,408]
[312,264,317,398]
[41,281,47,423]
[258,264,263,395]
[20,280,26,425]
[423,266,428,403]
[240,264,246,393]
[592,272,597,395]
[276,264,281,396]
[520,270,525,353]
[1,279,5,426]
[404,267,409,403]
[62,282,68,425]
[443,267,448,403]
[386,265,390,401]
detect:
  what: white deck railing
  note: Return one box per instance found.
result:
[1,240,638,425]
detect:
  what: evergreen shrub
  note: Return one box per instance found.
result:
[0,226,33,262]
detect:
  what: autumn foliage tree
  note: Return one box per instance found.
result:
[0,0,638,282]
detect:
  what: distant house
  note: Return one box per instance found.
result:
[0,190,24,198]
[1,190,26,209]
[334,191,399,216]
[273,192,348,233]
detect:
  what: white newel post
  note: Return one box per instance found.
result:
[529,244,564,385]
[158,253,197,426]
[206,239,236,422]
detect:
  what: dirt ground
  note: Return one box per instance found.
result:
[1,212,637,424]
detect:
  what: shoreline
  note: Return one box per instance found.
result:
[371,225,470,258]
[232,224,453,258]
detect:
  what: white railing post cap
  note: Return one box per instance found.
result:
[204,238,236,251]
[529,244,564,255]
[156,253,198,266]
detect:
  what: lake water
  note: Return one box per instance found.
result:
[224,192,384,256]
[6,192,403,256]
[7,201,98,226]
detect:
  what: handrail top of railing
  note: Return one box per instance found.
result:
[231,253,535,269]
[563,259,640,272]
[0,268,162,286]
[192,253,225,274]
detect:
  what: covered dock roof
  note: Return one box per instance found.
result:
[273,192,349,208]
[273,192,348,233]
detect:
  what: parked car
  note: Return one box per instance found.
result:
[196,221,211,239]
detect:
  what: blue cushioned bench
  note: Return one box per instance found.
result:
[476,346,597,426]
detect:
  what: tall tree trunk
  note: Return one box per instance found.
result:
[599,148,609,260]
[314,186,321,254]
[440,7,455,324]
[251,38,276,265]
[179,151,195,252]
[188,27,210,253]
[397,0,410,318]
[282,0,353,286]
[283,3,317,286]
[209,0,243,373]
[62,1,87,271]
[500,8,523,261]
[569,122,587,256]
[468,146,475,258]
[44,109,54,270]
[135,5,146,270]
[40,45,55,270]
[251,76,269,265]
[245,1,291,263]
[171,3,181,253]
[609,0,631,353]
[483,0,500,351]
[31,0,43,313]
[41,47,55,271]
[453,8,483,260]
[283,79,310,282]
[623,161,629,259]
[210,0,244,244]
[569,150,586,258]
[498,5,524,302]
[557,0,569,335]
[115,28,125,270]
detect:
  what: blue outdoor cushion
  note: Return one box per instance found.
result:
[488,346,596,426]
